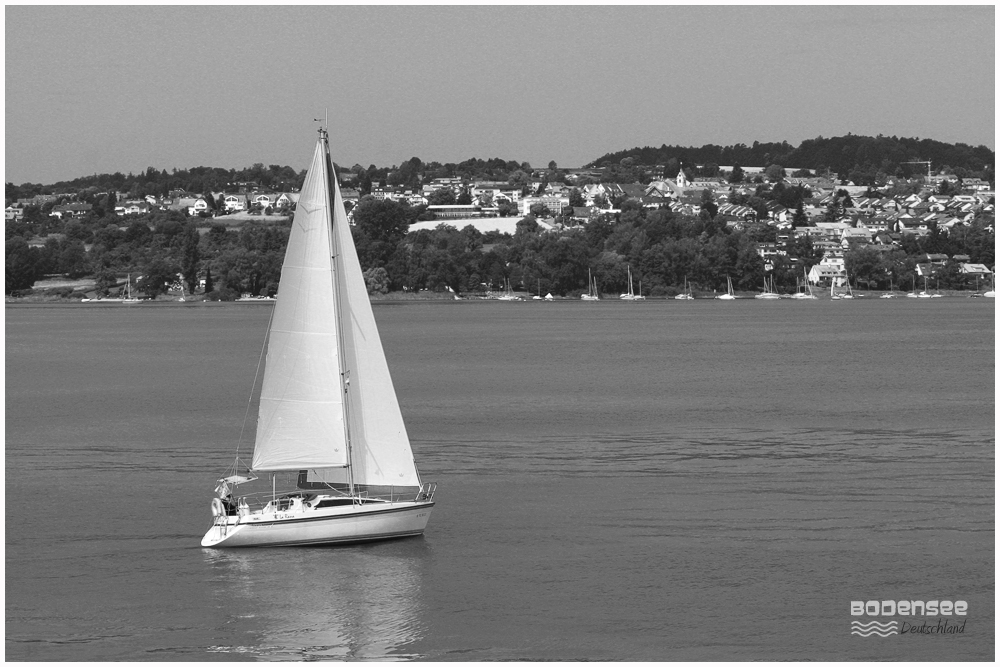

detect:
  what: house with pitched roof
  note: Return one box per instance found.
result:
[5,203,26,221]
[808,264,846,286]
[962,177,990,191]
[274,192,299,209]
[115,201,151,216]
[519,194,570,216]
[251,193,279,208]
[223,194,247,212]
[841,226,873,244]
[960,263,992,276]
[49,203,93,219]
[471,182,522,205]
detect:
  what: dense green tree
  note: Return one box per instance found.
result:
[764,164,785,181]
[427,188,456,205]
[363,266,390,294]
[497,200,518,217]
[5,237,41,293]
[138,257,180,299]
[844,245,884,289]
[792,201,808,227]
[729,164,744,184]
[58,239,90,278]
[180,222,201,294]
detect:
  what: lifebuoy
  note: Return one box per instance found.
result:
[211,497,224,517]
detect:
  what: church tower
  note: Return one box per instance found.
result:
[674,168,688,189]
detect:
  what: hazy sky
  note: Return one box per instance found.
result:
[5,5,995,184]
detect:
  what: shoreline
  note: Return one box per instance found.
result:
[6,289,992,305]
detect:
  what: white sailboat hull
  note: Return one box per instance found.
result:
[201,499,435,548]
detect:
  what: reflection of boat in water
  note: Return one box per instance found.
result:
[201,128,435,548]
[204,545,426,659]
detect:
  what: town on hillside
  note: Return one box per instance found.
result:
[5,149,996,300]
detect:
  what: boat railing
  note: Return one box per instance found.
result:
[228,485,435,513]
[417,482,437,502]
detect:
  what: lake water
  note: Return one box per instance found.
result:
[5,298,994,660]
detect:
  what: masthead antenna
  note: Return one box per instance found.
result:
[314,108,330,139]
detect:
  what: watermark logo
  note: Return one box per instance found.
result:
[851,620,898,637]
[850,600,968,638]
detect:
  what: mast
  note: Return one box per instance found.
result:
[321,124,357,498]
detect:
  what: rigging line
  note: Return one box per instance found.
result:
[235,300,276,461]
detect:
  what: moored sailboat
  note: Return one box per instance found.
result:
[715,275,736,300]
[674,276,694,300]
[754,275,781,300]
[917,276,933,298]
[619,265,644,300]
[497,278,523,301]
[201,128,436,548]
[790,268,818,300]
[581,269,600,301]
[122,274,139,303]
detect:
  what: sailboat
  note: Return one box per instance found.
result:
[917,276,933,298]
[880,277,896,298]
[619,266,645,300]
[122,274,139,303]
[497,278,522,301]
[984,272,995,298]
[754,275,781,300]
[92,274,131,302]
[581,269,600,301]
[674,276,694,300]
[201,129,436,548]
[790,268,818,300]
[830,275,853,300]
[715,275,736,300]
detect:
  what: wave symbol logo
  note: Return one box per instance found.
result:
[851,620,899,637]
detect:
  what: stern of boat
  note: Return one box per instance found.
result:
[201,516,244,547]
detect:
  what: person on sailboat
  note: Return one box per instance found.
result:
[221,494,238,516]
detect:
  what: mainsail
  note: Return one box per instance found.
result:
[251,135,420,490]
